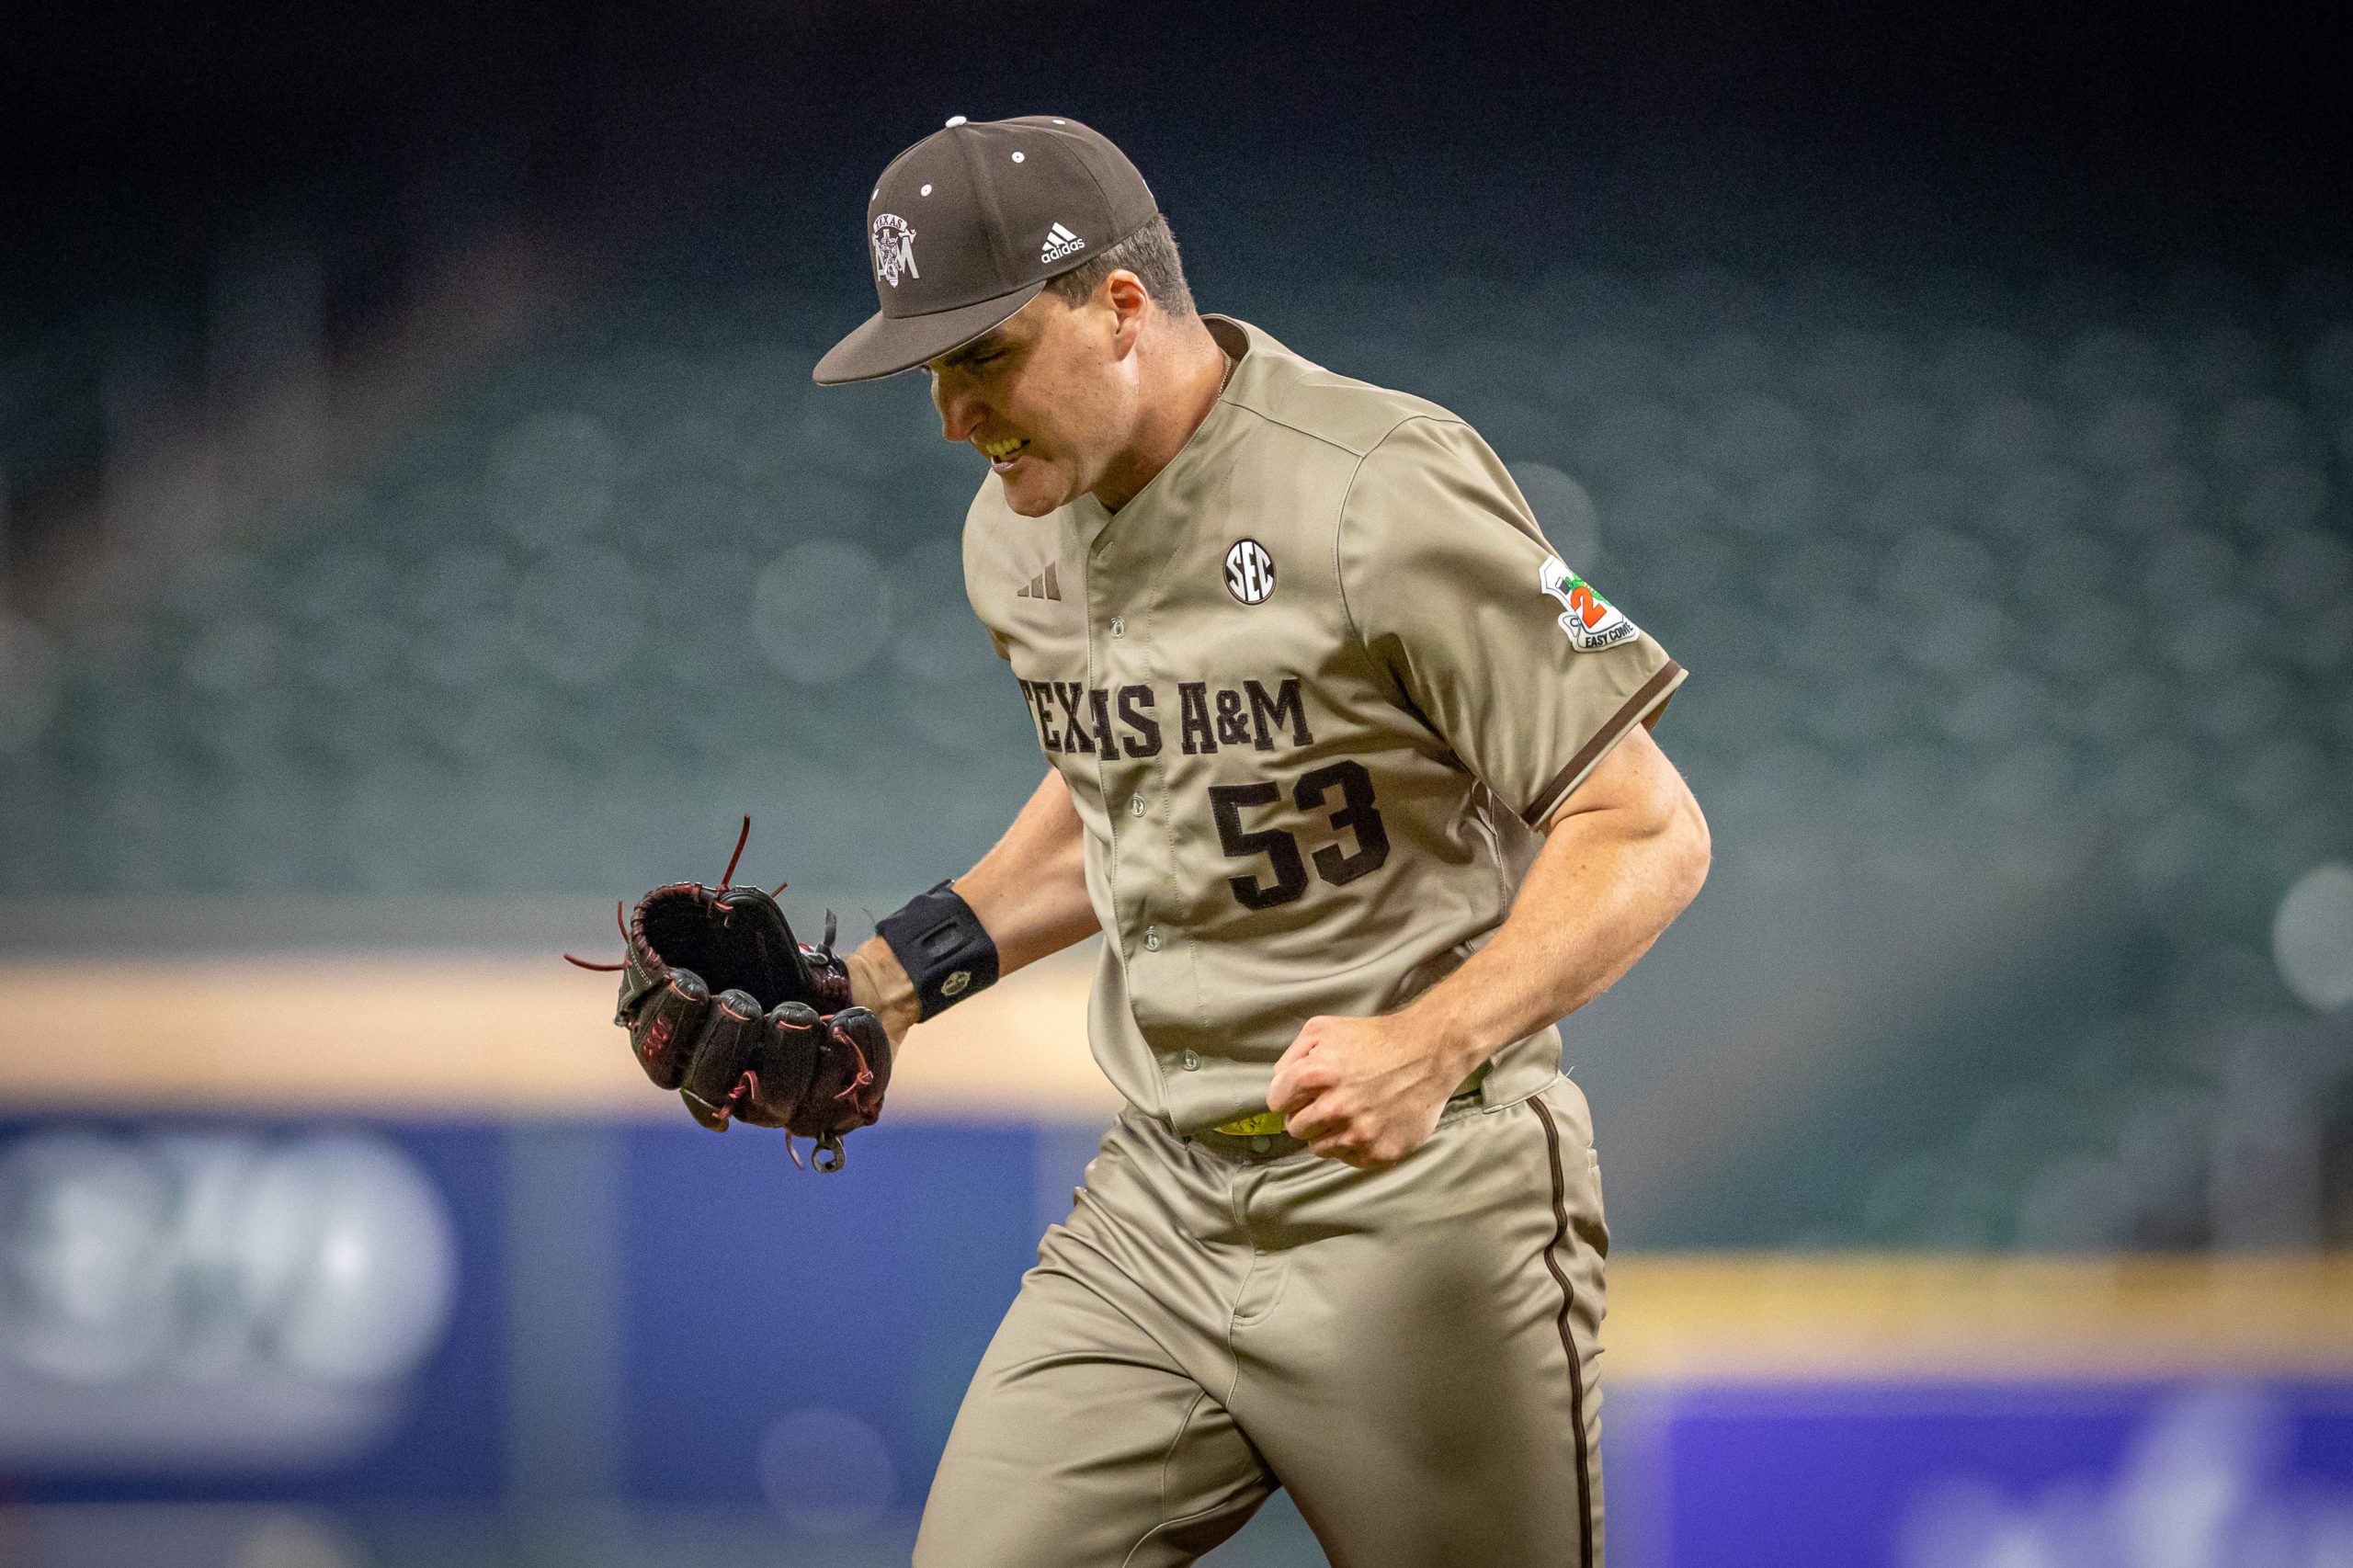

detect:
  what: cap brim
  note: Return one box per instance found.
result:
[812,282,1048,385]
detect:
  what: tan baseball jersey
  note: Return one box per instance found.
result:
[961,313,1686,1133]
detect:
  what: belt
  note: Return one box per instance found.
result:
[1209,1060,1492,1140]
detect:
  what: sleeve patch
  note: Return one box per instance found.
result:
[1540,555,1641,653]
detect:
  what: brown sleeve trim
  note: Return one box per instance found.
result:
[1518,658,1687,829]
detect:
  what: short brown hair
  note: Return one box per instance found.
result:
[1040,214,1195,318]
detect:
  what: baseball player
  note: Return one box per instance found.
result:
[807,115,1707,1566]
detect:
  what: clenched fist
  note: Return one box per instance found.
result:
[1267,1012,1483,1169]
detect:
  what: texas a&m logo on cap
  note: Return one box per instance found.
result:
[1224,540,1275,605]
[871,213,919,287]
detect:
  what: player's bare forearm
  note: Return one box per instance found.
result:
[1404,722,1709,1069]
[1269,723,1708,1166]
[843,767,1098,1043]
[938,767,1100,972]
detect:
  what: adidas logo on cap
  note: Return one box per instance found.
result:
[1040,222,1086,264]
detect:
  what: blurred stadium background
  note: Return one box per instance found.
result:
[2,1,2349,1564]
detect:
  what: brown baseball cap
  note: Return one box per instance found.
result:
[812,114,1161,385]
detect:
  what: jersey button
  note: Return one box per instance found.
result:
[1179,1050,1200,1071]
[1143,926,1161,950]
[1109,617,1126,638]
[1128,795,1146,817]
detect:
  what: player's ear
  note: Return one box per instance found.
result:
[1101,269,1150,355]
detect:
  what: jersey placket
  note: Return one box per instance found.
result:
[1078,486,1203,1093]
[1073,510,1127,946]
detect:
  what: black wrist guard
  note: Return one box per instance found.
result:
[875,880,1000,1021]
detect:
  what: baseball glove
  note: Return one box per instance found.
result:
[564,816,892,1171]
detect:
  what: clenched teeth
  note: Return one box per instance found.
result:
[979,437,1029,460]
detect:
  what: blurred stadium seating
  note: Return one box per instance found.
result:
[5,255,2347,1262]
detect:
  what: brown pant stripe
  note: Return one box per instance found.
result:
[1531,1096,1595,1568]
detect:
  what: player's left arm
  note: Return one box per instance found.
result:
[1267,722,1709,1168]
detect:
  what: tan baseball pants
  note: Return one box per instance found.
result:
[913,1074,1610,1567]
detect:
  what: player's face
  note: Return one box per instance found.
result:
[927,291,1134,517]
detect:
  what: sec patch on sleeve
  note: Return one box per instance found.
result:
[1540,555,1641,652]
